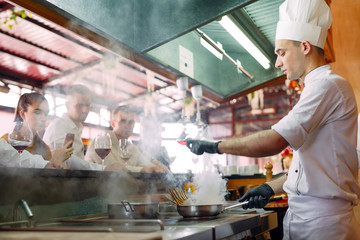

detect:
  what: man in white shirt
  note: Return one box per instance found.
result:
[85,105,167,173]
[186,0,360,239]
[43,85,104,171]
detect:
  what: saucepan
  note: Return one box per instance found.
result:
[177,197,282,218]
[108,201,159,219]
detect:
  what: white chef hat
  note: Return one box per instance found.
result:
[276,0,333,49]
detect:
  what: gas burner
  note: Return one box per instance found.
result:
[181,215,219,221]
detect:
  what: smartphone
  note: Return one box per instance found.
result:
[63,133,75,147]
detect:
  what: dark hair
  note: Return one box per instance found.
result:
[293,40,325,57]
[111,105,135,120]
[14,92,47,122]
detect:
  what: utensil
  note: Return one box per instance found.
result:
[164,187,188,205]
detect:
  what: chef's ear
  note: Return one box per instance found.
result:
[301,41,311,55]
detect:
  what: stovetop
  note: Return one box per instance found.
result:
[0,209,274,240]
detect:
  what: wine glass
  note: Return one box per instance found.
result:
[94,133,112,170]
[119,139,132,162]
[8,121,33,167]
[177,126,188,145]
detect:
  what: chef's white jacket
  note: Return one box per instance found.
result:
[272,65,360,219]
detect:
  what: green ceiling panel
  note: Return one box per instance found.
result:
[42,0,255,52]
[147,30,283,98]
[36,0,284,99]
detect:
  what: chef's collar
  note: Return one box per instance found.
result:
[304,64,331,85]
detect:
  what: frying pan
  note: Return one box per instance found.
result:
[177,197,282,218]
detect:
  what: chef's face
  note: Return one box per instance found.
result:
[21,99,49,133]
[274,40,307,81]
[66,93,91,125]
[111,111,135,139]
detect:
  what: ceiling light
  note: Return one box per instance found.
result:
[250,107,276,116]
[200,36,223,60]
[219,16,271,69]
[196,28,253,79]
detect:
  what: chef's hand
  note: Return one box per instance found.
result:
[185,138,222,155]
[239,183,274,209]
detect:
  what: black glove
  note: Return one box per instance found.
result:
[239,183,274,209]
[185,138,221,155]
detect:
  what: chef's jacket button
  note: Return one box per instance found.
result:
[295,170,298,173]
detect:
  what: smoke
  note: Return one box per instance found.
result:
[167,124,228,205]
[185,171,228,205]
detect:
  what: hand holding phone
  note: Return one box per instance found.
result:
[63,133,75,148]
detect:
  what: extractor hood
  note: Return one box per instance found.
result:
[8,0,291,103]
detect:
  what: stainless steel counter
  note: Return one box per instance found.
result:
[0,209,277,240]
[158,212,260,239]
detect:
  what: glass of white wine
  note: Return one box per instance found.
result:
[119,139,132,162]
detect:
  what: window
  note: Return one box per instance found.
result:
[0,85,20,108]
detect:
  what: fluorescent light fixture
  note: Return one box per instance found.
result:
[250,107,276,115]
[199,32,224,60]
[219,16,271,69]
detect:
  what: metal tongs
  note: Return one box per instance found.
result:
[224,196,283,210]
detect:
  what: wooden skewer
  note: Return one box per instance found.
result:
[167,187,190,206]
[173,189,182,203]
[180,189,188,201]
[168,189,179,205]
[169,188,175,198]
[164,194,178,205]
[170,189,183,205]
[177,188,186,201]
[175,188,185,202]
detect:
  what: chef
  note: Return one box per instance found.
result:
[186,0,360,239]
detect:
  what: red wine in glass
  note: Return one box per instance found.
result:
[177,128,187,145]
[95,148,111,159]
[177,140,187,145]
[8,121,33,167]
[13,144,29,154]
[94,133,112,170]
